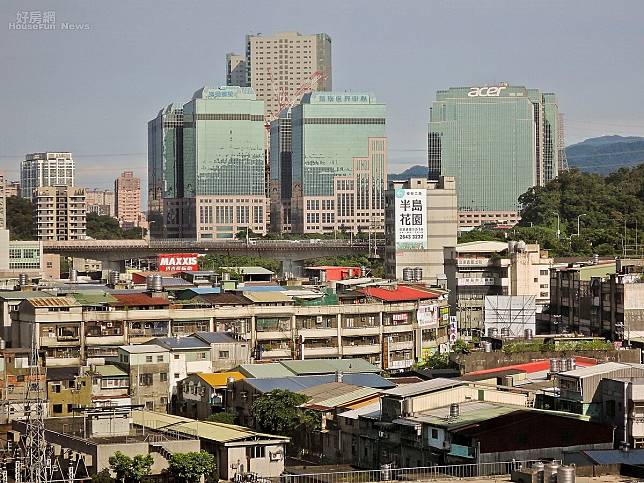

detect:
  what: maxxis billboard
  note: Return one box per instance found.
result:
[158,253,199,272]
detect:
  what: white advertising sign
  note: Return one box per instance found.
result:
[448,316,458,343]
[467,86,507,97]
[417,303,438,328]
[394,189,427,250]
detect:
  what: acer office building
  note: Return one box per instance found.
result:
[428,84,564,228]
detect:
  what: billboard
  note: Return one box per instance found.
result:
[417,302,438,328]
[158,253,199,272]
[448,316,458,343]
[394,189,427,250]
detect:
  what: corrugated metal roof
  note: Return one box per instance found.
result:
[403,401,518,429]
[455,241,509,253]
[28,296,80,308]
[237,363,294,379]
[243,374,394,393]
[280,359,380,375]
[147,336,210,350]
[110,294,169,307]
[383,378,464,398]
[361,285,440,302]
[559,362,631,378]
[93,364,128,377]
[118,345,169,354]
[193,332,245,344]
[299,382,380,408]
[195,293,251,305]
[71,292,118,305]
[196,371,244,388]
[132,410,289,443]
[242,291,292,303]
[338,402,381,420]
[0,291,51,301]
[580,449,644,465]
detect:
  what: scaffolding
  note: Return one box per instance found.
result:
[484,295,537,337]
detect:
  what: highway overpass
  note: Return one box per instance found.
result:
[42,239,382,271]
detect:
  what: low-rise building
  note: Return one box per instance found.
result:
[46,367,92,417]
[192,331,251,371]
[175,371,244,420]
[0,347,48,423]
[89,363,131,407]
[116,345,170,412]
[133,410,289,480]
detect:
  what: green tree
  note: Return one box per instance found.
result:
[418,351,450,369]
[6,196,33,240]
[91,469,114,483]
[251,389,319,436]
[206,411,236,424]
[168,451,216,483]
[108,451,153,483]
[86,213,144,240]
[199,254,280,274]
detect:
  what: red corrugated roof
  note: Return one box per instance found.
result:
[360,285,439,302]
[465,357,597,377]
[110,294,169,307]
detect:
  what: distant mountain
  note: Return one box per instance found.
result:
[388,165,428,180]
[565,135,644,175]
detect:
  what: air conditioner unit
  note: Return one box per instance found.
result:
[316,316,323,324]
[107,322,113,328]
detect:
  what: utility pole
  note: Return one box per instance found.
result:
[576,213,586,237]
[552,211,560,239]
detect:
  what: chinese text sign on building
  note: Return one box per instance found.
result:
[394,189,427,250]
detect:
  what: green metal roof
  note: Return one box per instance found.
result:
[300,382,380,409]
[132,410,289,444]
[71,292,118,306]
[0,291,51,301]
[93,364,128,377]
[404,402,518,429]
[236,363,295,379]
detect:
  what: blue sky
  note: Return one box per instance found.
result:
[1,0,643,193]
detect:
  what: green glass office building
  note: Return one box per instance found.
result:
[290,92,387,233]
[148,86,267,239]
[428,84,561,215]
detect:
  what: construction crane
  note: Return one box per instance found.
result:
[264,70,328,130]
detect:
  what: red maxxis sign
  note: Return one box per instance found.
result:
[158,253,199,272]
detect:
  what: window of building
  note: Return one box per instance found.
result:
[139,373,153,386]
[247,446,266,459]
[67,404,73,413]
[174,373,179,379]
[157,355,164,362]
[431,429,438,439]
[540,284,549,289]
[219,351,230,359]
[174,354,180,360]
[540,270,549,276]
[53,404,63,414]
[534,278,538,283]
[145,356,153,363]
[160,373,168,382]
[145,401,154,410]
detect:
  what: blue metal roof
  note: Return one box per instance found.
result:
[192,332,242,344]
[234,285,284,292]
[147,336,210,350]
[183,287,221,294]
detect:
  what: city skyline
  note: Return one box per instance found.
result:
[1,0,644,195]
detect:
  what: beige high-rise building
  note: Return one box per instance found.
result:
[385,176,458,287]
[115,171,141,228]
[245,31,332,116]
[33,186,86,240]
[0,172,6,230]
[86,188,115,217]
[226,53,247,87]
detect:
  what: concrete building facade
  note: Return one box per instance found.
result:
[245,31,332,116]
[20,152,75,199]
[33,186,86,240]
[114,171,141,228]
[385,177,458,286]
[226,53,247,87]
[85,189,115,217]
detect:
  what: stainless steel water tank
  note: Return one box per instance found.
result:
[18,273,28,286]
[567,357,576,371]
[557,465,576,483]
[108,271,119,286]
[449,403,459,419]
[500,327,510,337]
[482,341,493,353]
[524,329,533,340]
[532,461,545,483]
[543,461,560,483]
[69,269,77,283]
[151,274,163,291]
[360,266,368,277]
[508,240,517,253]
[550,358,561,373]
[413,267,423,282]
[402,268,413,282]
[146,275,154,290]
[488,327,498,337]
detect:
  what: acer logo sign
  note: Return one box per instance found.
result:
[158,253,199,272]
[467,86,507,97]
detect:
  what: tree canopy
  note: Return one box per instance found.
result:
[86,213,143,240]
[199,254,280,274]
[6,196,33,240]
[108,451,153,483]
[251,389,319,436]
[167,451,216,483]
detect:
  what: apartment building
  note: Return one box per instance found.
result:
[85,188,115,217]
[33,186,86,240]
[175,371,244,420]
[20,152,75,199]
[9,284,449,371]
[114,170,141,228]
[116,345,170,412]
[0,346,48,423]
